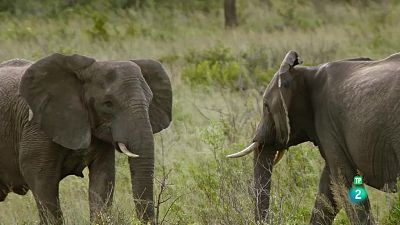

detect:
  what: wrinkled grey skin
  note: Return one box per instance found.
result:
[247,51,399,224]
[0,53,172,224]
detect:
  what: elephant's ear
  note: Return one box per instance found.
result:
[19,53,95,150]
[274,50,302,146]
[131,59,172,133]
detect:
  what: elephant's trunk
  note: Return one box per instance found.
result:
[112,110,154,222]
[254,144,275,222]
[252,111,277,222]
[128,132,154,222]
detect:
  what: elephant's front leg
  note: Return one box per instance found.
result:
[88,142,115,223]
[310,165,340,225]
[30,178,63,225]
[20,132,64,224]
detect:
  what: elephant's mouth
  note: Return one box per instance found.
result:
[115,142,139,158]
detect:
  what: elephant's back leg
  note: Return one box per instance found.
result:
[318,136,376,225]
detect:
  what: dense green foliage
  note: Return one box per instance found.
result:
[181,45,276,90]
[0,0,399,224]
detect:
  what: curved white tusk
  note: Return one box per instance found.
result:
[273,150,286,165]
[226,142,259,158]
[118,142,139,158]
[28,109,33,121]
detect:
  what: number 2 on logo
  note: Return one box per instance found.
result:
[355,189,361,200]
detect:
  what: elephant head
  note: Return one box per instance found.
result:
[19,53,172,221]
[227,50,313,221]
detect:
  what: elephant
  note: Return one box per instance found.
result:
[0,53,172,224]
[227,50,400,224]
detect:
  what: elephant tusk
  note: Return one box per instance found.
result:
[226,142,259,158]
[118,142,139,158]
[273,150,286,165]
[28,109,33,121]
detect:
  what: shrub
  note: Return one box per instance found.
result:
[182,60,245,90]
[241,45,278,85]
[184,45,236,65]
[182,45,276,90]
[182,45,246,89]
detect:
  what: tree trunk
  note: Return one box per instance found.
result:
[224,0,238,28]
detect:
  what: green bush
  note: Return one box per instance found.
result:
[182,45,245,89]
[184,45,236,65]
[241,45,278,85]
[182,45,278,90]
[182,60,245,90]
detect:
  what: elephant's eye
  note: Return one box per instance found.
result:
[103,100,114,108]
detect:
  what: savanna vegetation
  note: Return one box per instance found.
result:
[0,0,400,224]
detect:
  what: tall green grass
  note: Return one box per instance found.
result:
[0,0,399,224]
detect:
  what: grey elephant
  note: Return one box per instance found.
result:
[0,53,172,224]
[227,51,400,224]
